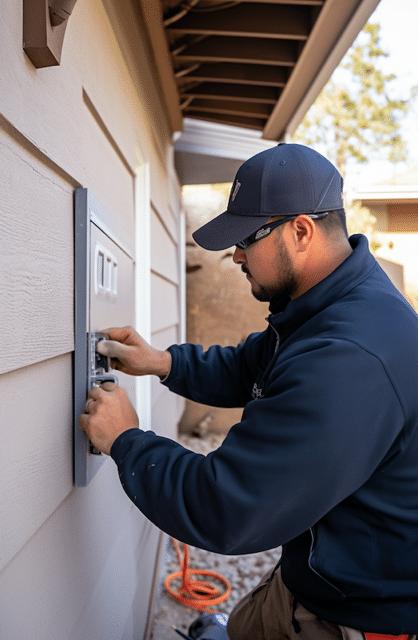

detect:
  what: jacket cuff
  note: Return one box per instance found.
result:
[160,345,178,386]
[110,428,143,463]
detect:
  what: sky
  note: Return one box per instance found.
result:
[342,0,418,188]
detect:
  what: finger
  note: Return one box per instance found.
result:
[87,385,106,400]
[96,339,130,360]
[79,413,88,432]
[99,326,133,343]
[100,381,116,392]
[87,383,116,403]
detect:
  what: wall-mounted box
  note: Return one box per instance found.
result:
[74,189,135,486]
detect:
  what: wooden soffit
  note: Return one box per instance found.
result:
[138,0,381,140]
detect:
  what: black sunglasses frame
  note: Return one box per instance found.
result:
[235,213,329,249]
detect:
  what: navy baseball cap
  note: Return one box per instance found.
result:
[192,143,344,251]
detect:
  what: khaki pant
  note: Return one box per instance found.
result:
[227,565,414,640]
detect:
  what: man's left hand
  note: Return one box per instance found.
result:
[79,382,139,456]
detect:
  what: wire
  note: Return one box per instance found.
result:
[164,538,232,612]
[163,0,241,26]
[163,0,200,27]
[189,2,241,11]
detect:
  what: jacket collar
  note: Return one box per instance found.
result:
[268,234,376,339]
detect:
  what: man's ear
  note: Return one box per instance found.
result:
[289,215,316,253]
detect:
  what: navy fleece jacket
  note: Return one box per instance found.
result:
[111,235,418,633]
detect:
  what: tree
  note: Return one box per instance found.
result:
[292,23,416,177]
[345,199,381,252]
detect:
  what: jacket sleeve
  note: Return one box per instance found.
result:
[162,331,267,408]
[111,338,405,555]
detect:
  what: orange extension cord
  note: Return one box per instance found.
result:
[164,538,232,612]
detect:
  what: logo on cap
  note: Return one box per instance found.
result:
[231,181,241,201]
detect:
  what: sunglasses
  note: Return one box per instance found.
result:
[235,213,329,249]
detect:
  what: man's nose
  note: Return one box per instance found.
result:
[233,246,246,264]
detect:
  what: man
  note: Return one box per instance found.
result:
[80,143,418,640]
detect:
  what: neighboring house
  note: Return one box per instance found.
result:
[0,1,381,638]
[355,167,418,308]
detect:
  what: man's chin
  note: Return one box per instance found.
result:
[251,280,297,302]
[251,285,272,303]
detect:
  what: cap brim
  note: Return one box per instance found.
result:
[192,211,271,251]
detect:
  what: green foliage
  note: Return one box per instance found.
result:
[293,23,416,177]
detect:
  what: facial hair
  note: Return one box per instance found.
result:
[242,234,298,302]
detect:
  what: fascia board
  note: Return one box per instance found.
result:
[355,186,418,201]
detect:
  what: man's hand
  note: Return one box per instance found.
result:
[79,382,139,456]
[96,326,172,378]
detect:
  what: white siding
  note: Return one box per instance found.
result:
[151,207,179,285]
[150,214,185,434]
[0,356,73,571]
[151,273,180,334]
[0,129,74,374]
[0,0,184,637]
[0,463,161,640]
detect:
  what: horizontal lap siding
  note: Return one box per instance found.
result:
[0,0,183,637]
[151,391,183,440]
[150,201,184,435]
[81,94,136,238]
[151,272,180,335]
[151,207,179,285]
[0,355,73,571]
[0,463,160,639]
[151,324,184,437]
[0,130,74,374]
[150,176,178,241]
[151,325,179,410]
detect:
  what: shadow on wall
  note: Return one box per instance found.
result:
[179,184,270,436]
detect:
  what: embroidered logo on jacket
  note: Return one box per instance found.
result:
[252,382,264,399]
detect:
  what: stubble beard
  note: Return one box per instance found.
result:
[243,235,298,302]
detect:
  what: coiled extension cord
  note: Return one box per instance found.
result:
[164,539,232,612]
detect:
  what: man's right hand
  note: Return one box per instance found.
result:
[96,326,172,379]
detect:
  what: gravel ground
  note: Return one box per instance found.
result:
[149,433,282,640]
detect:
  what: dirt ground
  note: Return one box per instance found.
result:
[149,433,282,640]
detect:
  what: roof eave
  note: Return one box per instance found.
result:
[263,0,381,141]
